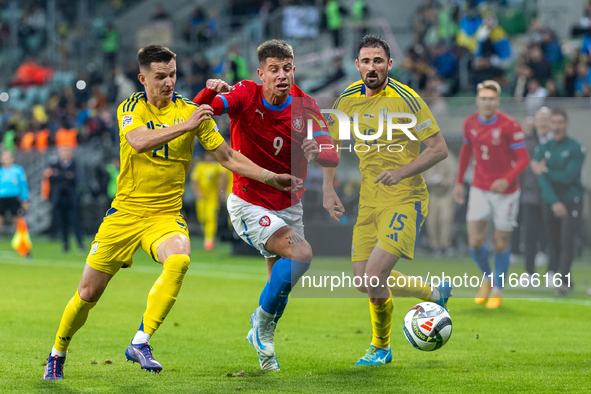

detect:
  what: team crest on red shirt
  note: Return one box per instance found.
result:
[292,116,304,133]
[259,216,271,227]
[491,128,501,145]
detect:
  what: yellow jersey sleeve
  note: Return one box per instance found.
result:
[411,95,440,142]
[117,92,148,135]
[193,119,224,151]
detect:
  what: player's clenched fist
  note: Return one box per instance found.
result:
[302,138,319,162]
[185,104,214,130]
[206,79,233,93]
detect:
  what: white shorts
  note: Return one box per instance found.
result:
[226,193,304,258]
[466,187,520,232]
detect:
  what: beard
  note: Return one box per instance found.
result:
[363,72,387,90]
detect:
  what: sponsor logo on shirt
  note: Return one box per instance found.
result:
[122,115,133,129]
[415,118,432,132]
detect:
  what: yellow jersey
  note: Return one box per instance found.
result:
[190,161,224,200]
[328,78,440,206]
[112,91,224,216]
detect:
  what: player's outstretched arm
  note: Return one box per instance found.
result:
[375,132,449,187]
[322,140,345,222]
[192,79,233,116]
[126,105,214,153]
[453,140,472,204]
[210,141,303,193]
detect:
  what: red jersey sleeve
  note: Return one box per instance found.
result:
[502,120,529,184]
[300,97,339,167]
[456,118,473,184]
[193,80,254,117]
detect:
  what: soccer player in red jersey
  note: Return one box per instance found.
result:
[193,39,339,370]
[453,80,530,309]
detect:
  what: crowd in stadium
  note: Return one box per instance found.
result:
[0,0,588,264]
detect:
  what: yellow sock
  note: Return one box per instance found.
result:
[389,270,432,301]
[53,290,97,353]
[369,296,393,349]
[142,254,190,335]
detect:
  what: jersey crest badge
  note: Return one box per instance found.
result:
[292,116,304,133]
[491,128,501,145]
[259,216,271,227]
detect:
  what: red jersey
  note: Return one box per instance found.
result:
[457,111,529,194]
[194,81,337,210]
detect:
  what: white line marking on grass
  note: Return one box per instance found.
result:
[0,256,266,282]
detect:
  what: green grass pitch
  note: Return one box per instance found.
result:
[1,238,590,393]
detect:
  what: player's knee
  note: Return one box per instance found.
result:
[164,254,191,275]
[355,284,368,294]
[292,240,313,263]
[158,234,191,262]
[469,237,484,250]
[78,285,103,303]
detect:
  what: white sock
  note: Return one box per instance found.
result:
[429,287,441,303]
[131,330,151,345]
[51,347,66,357]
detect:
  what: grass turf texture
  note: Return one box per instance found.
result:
[1,238,590,393]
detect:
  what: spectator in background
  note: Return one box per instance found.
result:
[325,0,347,48]
[456,6,482,54]
[512,62,532,100]
[0,150,29,230]
[351,0,369,44]
[532,109,586,296]
[113,66,137,104]
[525,78,547,115]
[516,107,551,280]
[101,23,119,73]
[310,56,345,93]
[471,56,505,91]
[545,79,560,98]
[151,3,171,22]
[49,147,85,253]
[227,46,249,85]
[424,152,457,256]
[527,45,552,85]
[475,13,511,62]
[575,62,591,96]
[541,28,562,65]
[563,63,577,97]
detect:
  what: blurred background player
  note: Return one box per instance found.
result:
[531,108,586,296]
[322,35,451,366]
[514,107,551,280]
[43,45,298,381]
[453,80,530,309]
[424,151,457,257]
[0,150,29,233]
[190,151,227,251]
[193,39,339,371]
[48,147,84,253]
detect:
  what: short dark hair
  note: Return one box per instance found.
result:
[551,108,568,121]
[137,45,176,71]
[357,35,391,60]
[257,39,294,65]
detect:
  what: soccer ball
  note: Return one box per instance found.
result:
[403,302,452,351]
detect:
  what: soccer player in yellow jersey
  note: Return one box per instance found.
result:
[43,45,300,380]
[190,151,226,251]
[322,36,451,365]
